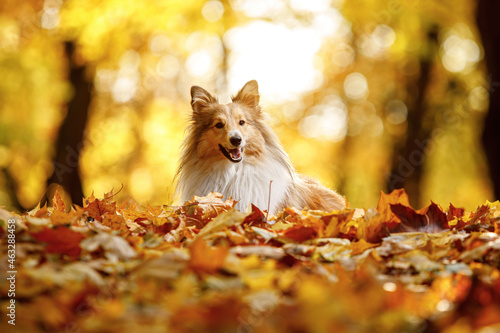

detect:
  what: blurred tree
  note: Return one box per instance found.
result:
[387,25,439,207]
[477,0,500,200]
[44,41,91,206]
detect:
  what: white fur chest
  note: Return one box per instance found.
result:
[179,159,292,214]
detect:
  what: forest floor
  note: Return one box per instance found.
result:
[1,188,500,333]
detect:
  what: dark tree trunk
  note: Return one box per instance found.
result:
[477,0,500,200]
[45,41,92,206]
[387,28,438,208]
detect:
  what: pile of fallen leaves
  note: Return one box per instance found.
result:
[1,189,500,333]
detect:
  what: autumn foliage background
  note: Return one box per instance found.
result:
[2,0,500,332]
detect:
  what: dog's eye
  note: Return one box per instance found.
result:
[215,122,224,129]
[239,120,245,126]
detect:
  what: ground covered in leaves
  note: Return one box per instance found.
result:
[1,189,500,333]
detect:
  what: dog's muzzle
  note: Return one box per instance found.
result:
[219,145,244,163]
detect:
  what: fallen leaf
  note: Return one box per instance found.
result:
[80,232,137,261]
[31,226,85,257]
[189,237,229,274]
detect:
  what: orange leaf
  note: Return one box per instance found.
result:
[377,189,410,225]
[30,203,49,218]
[351,239,379,256]
[357,213,389,243]
[189,237,229,274]
[53,186,66,212]
[83,192,116,220]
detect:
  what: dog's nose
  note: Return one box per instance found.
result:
[230,136,242,147]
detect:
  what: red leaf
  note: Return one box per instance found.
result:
[282,225,317,242]
[447,203,465,221]
[242,204,267,227]
[31,226,85,256]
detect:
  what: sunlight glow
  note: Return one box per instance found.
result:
[41,7,60,30]
[385,100,408,125]
[441,35,481,73]
[358,24,396,58]
[344,72,368,100]
[184,32,224,81]
[298,95,348,142]
[111,51,140,103]
[157,55,180,79]
[231,0,286,18]
[202,0,225,22]
[186,50,214,77]
[225,20,323,103]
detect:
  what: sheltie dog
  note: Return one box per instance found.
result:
[175,80,346,215]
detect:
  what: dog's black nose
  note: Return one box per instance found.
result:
[230,136,242,147]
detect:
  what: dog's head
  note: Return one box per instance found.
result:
[189,80,265,164]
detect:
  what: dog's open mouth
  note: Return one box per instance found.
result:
[219,145,244,163]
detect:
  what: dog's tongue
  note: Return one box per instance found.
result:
[229,148,242,160]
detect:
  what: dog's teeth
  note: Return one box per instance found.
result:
[229,148,241,159]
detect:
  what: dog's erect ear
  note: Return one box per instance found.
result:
[191,86,217,113]
[232,80,260,108]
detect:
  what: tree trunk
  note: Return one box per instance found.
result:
[477,0,500,200]
[387,28,438,208]
[45,41,92,206]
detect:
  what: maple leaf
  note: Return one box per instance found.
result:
[29,202,49,218]
[357,208,390,243]
[31,226,85,257]
[447,203,465,221]
[52,186,66,212]
[49,206,85,226]
[389,202,448,233]
[83,192,117,220]
[377,189,410,226]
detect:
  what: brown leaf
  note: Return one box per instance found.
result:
[389,202,448,233]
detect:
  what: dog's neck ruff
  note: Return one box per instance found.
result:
[178,157,292,214]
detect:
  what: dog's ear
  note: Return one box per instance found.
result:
[191,86,217,113]
[232,80,260,108]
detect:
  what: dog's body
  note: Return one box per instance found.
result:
[176,80,345,215]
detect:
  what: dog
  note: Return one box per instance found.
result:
[175,80,346,215]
